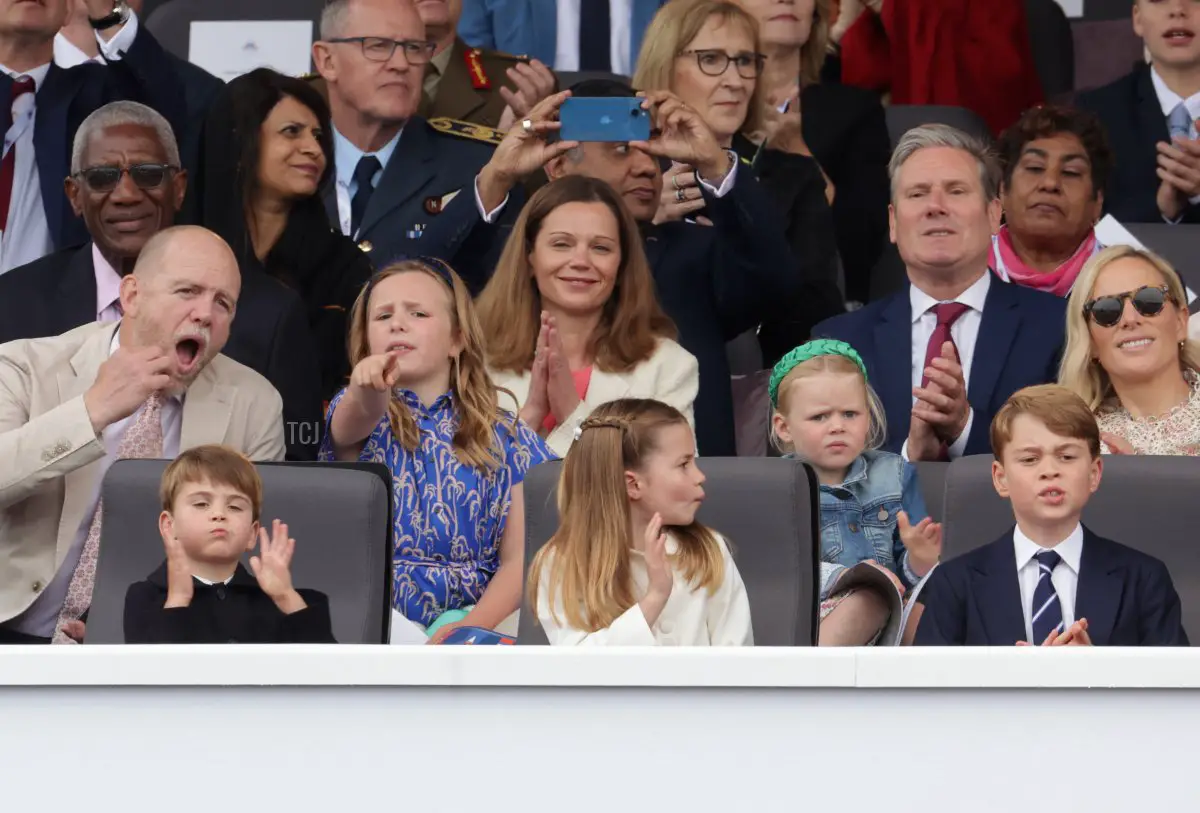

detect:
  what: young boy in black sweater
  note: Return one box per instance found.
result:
[123,445,336,643]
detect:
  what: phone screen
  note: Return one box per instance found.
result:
[559,97,651,143]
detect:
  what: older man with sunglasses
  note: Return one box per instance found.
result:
[0,101,325,462]
[815,124,1067,461]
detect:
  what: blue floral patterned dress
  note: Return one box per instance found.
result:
[319,388,555,625]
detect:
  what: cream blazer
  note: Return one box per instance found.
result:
[535,532,754,646]
[490,338,699,457]
[0,322,285,624]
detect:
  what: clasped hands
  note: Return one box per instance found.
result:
[518,311,582,432]
[907,341,971,462]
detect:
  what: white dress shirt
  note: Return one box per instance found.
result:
[193,572,235,586]
[1014,522,1083,644]
[7,322,182,637]
[536,533,754,646]
[53,33,103,69]
[332,125,402,238]
[554,0,635,76]
[94,243,123,323]
[0,14,140,275]
[1150,67,1200,215]
[902,270,990,460]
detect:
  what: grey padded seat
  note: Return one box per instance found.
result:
[883,105,993,149]
[86,460,392,644]
[518,457,820,646]
[912,461,949,523]
[941,453,1200,640]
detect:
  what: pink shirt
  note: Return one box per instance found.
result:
[93,243,122,323]
[543,366,594,432]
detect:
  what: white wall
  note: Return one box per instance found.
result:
[3,647,1199,812]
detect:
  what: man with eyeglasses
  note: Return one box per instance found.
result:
[815,124,1065,462]
[0,101,326,463]
[0,0,188,274]
[311,0,517,268]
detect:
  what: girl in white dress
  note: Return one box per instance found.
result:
[528,398,753,646]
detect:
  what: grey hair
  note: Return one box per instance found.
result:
[320,0,352,39]
[70,101,180,174]
[888,123,1001,202]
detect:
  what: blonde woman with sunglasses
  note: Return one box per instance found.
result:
[1059,245,1200,455]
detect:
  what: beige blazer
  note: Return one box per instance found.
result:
[0,322,285,624]
[491,338,699,457]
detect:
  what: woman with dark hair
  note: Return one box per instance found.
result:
[992,105,1115,297]
[199,67,373,400]
[477,176,699,457]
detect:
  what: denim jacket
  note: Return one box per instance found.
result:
[808,450,929,600]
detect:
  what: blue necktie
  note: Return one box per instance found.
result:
[1030,550,1064,643]
[579,0,612,72]
[350,155,381,237]
[1168,102,1195,141]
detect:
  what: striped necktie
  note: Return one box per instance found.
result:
[1030,549,1064,644]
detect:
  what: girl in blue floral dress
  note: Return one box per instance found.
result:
[319,258,554,642]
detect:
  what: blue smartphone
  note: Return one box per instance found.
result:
[559,97,651,142]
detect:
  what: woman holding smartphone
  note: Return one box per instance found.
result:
[632,0,843,366]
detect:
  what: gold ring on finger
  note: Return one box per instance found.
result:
[672,173,681,190]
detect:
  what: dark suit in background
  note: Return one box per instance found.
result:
[916,527,1189,646]
[0,244,324,462]
[815,276,1066,455]
[1075,64,1200,224]
[801,82,892,305]
[731,138,842,367]
[123,562,336,643]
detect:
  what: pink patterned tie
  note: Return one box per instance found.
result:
[53,393,165,644]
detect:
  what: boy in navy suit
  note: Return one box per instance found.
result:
[123,445,335,644]
[916,385,1188,646]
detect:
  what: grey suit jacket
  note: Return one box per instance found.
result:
[0,322,285,624]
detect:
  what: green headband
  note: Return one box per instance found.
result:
[769,339,869,407]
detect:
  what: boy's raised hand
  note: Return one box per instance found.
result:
[250,520,307,614]
[898,510,942,577]
[163,532,194,608]
[1016,618,1092,647]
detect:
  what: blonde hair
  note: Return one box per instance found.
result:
[527,399,725,632]
[477,175,676,374]
[632,0,768,138]
[1058,244,1200,411]
[161,445,263,521]
[800,0,831,87]
[347,259,514,470]
[770,354,887,453]
[990,384,1101,461]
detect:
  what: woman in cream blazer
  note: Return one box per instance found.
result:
[477,175,699,457]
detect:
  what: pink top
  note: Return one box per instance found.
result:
[543,366,594,432]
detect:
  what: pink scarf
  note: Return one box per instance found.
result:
[992,226,1098,298]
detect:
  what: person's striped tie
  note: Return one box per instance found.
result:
[1031,550,1064,644]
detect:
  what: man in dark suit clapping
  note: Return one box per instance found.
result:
[815,124,1066,461]
[0,101,324,461]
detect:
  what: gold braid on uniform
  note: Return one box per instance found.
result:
[427,117,506,147]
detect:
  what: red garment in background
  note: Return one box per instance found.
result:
[840,0,1044,136]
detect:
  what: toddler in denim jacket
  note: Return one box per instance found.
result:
[771,340,943,645]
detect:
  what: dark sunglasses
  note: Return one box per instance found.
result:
[75,163,176,192]
[1083,284,1172,327]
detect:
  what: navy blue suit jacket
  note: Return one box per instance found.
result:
[322,117,520,273]
[915,527,1189,646]
[814,275,1066,455]
[0,28,186,250]
[1075,64,1200,225]
[440,163,800,457]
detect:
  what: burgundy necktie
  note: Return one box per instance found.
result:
[0,75,35,230]
[921,302,969,387]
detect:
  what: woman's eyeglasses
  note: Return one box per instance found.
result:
[325,36,437,64]
[1083,284,1172,327]
[75,163,176,192]
[678,49,766,79]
